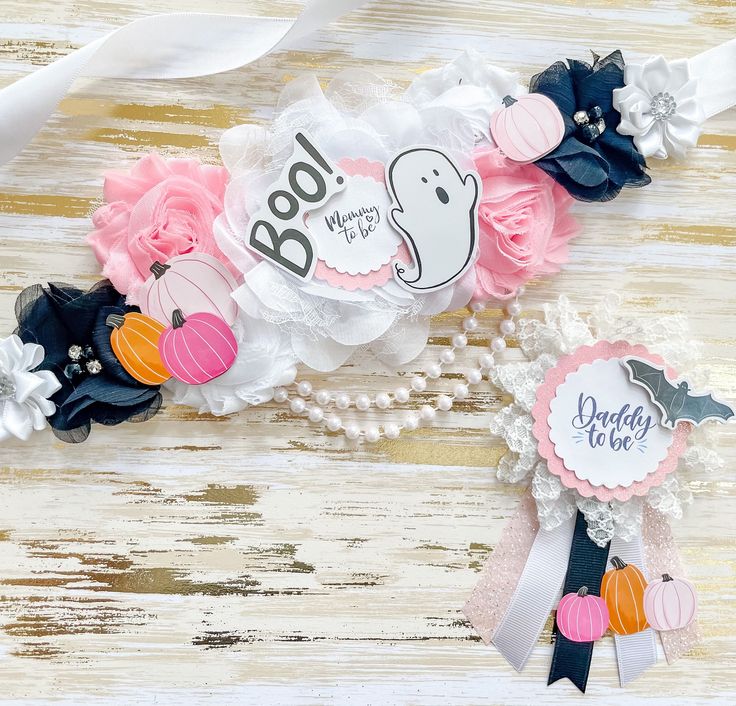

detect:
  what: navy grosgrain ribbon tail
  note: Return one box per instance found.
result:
[548,510,610,693]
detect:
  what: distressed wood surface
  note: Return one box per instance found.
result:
[0,0,734,703]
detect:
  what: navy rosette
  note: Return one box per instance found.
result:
[530,50,651,202]
[14,280,161,443]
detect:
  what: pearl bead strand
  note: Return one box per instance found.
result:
[272,292,523,443]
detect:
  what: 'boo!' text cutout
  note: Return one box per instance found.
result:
[247,132,347,280]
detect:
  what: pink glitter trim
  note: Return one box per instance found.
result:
[463,491,539,644]
[532,340,690,502]
[641,505,701,663]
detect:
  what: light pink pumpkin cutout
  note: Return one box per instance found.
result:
[490,93,565,164]
[644,574,697,631]
[140,252,238,326]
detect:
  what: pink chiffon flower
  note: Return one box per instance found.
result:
[87,153,232,299]
[472,148,579,299]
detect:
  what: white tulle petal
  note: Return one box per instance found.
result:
[291,333,354,372]
[330,303,397,346]
[219,124,269,176]
[325,68,397,113]
[405,50,521,108]
[370,315,430,367]
[360,102,424,151]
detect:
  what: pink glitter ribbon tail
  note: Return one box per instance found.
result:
[641,505,701,664]
[463,491,539,644]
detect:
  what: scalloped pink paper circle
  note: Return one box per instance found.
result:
[312,157,405,291]
[531,340,690,502]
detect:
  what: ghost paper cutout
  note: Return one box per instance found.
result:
[386,147,480,292]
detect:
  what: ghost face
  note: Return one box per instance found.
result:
[390,150,472,210]
[386,148,479,292]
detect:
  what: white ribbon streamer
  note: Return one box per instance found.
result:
[690,38,736,119]
[0,0,367,166]
[608,534,658,686]
[0,8,731,167]
[491,513,576,671]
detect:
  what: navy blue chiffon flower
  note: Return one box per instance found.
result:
[530,50,651,201]
[14,280,161,443]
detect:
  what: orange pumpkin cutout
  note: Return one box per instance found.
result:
[106,312,170,385]
[601,556,649,635]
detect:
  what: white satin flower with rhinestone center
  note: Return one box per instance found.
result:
[613,55,705,160]
[0,334,61,442]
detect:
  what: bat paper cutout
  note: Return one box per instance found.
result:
[622,356,734,429]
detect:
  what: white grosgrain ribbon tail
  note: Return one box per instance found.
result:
[491,512,576,671]
[608,534,658,686]
[0,0,367,166]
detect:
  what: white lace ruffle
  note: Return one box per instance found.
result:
[531,462,577,530]
[491,294,720,547]
[216,51,520,370]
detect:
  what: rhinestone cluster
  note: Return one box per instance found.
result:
[0,375,16,399]
[573,105,606,143]
[65,344,102,379]
[650,91,677,122]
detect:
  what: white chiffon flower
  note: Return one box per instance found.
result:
[489,295,715,547]
[613,56,705,160]
[164,313,297,416]
[0,335,61,441]
[404,49,524,144]
[215,52,521,371]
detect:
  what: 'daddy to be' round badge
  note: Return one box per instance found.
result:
[531,340,690,502]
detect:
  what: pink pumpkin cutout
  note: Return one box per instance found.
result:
[556,586,609,643]
[490,94,565,164]
[159,310,238,385]
[140,253,238,327]
[643,573,697,632]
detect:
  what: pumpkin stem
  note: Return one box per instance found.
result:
[150,261,171,279]
[577,586,589,598]
[610,556,628,571]
[662,573,674,582]
[105,313,125,330]
[171,309,186,329]
[502,95,518,108]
